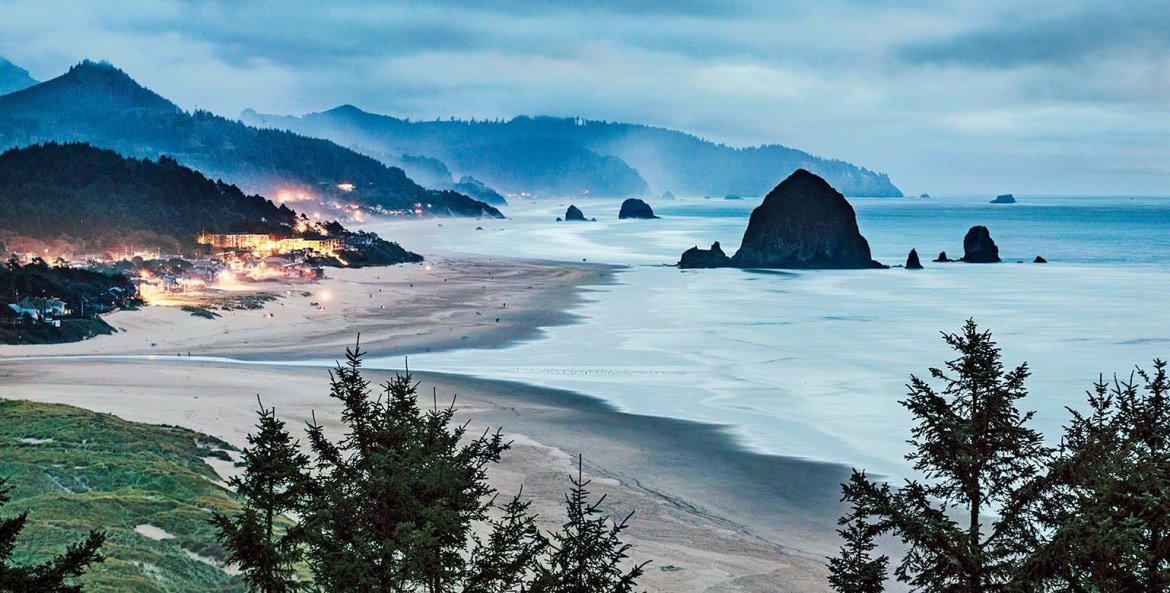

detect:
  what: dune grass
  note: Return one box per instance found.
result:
[0,399,246,593]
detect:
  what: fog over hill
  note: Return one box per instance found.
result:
[242,105,903,198]
[0,60,501,218]
[0,57,37,95]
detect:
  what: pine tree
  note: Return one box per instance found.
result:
[828,472,887,593]
[212,398,310,593]
[530,455,647,593]
[463,489,548,593]
[844,320,1050,592]
[299,341,511,593]
[1024,361,1170,591]
[0,478,104,593]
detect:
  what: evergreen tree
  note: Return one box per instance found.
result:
[1024,361,1170,592]
[299,342,510,593]
[463,490,547,593]
[530,455,647,593]
[828,472,887,593]
[212,399,310,593]
[0,478,104,593]
[844,320,1050,592]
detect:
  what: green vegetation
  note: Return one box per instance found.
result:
[214,343,647,593]
[829,321,1170,592]
[0,316,117,345]
[0,61,502,218]
[180,306,220,320]
[0,399,245,593]
[0,258,136,344]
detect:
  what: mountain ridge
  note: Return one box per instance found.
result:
[0,61,502,218]
[242,105,903,198]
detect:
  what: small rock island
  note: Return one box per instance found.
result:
[960,225,1001,263]
[618,198,659,219]
[990,193,1016,204]
[678,169,885,269]
[905,249,924,269]
[563,205,588,222]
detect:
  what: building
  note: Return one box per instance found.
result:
[7,297,69,322]
[197,233,344,256]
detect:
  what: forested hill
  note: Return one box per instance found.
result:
[0,56,37,95]
[0,61,502,218]
[242,105,903,198]
[0,142,304,252]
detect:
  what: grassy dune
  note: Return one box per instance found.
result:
[0,399,246,592]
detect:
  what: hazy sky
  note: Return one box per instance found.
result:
[1,0,1167,195]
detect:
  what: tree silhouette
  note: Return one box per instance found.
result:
[0,478,104,593]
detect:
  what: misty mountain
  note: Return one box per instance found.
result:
[0,57,37,95]
[0,61,502,218]
[241,105,902,198]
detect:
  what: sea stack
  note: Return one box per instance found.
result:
[678,242,732,269]
[729,169,884,269]
[563,205,587,221]
[1033,256,1048,264]
[934,251,953,263]
[905,249,924,269]
[961,225,1001,263]
[990,193,1017,204]
[618,198,659,219]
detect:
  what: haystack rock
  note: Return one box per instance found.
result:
[934,251,953,263]
[960,225,1001,263]
[1033,256,1048,264]
[729,169,884,269]
[678,242,732,269]
[618,198,659,219]
[563,204,587,221]
[906,249,924,269]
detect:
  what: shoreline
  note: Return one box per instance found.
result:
[0,255,619,361]
[0,356,847,592]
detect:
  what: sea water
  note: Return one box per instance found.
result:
[363,196,1170,477]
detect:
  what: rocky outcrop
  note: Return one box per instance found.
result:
[906,249,924,269]
[563,205,587,221]
[961,225,1001,263]
[934,251,953,263]
[618,198,659,219]
[990,194,1016,204]
[678,242,732,269]
[1033,256,1048,264]
[661,190,676,200]
[728,169,884,269]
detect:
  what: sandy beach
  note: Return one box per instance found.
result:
[0,254,851,592]
[0,256,613,360]
[0,357,847,593]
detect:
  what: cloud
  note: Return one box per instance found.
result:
[0,0,1168,194]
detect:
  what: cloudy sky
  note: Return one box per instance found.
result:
[1,0,1167,195]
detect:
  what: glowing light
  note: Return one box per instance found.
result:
[319,290,332,302]
[337,183,355,192]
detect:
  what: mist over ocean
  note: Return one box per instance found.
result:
[365,196,1170,477]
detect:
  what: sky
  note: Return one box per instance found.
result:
[0,0,1167,196]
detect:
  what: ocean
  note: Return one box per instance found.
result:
[364,195,1170,478]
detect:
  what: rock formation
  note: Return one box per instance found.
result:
[934,251,953,263]
[563,205,587,221]
[678,242,732,269]
[728,169,884,269]
[661,190,676,200]
[990,193,1016,204]
[960,225,1001,263]
[906,249,924,269]
[618,198,659,219]
[1033,256,1048,263]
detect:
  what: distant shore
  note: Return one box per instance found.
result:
[0,255,615,361]
[0,357,847,593]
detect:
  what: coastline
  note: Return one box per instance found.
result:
[0,357,847,593]
[0,255,617,361]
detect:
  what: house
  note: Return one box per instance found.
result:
[7,297,69,321]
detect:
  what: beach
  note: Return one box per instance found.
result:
[0,251,850,593]
[0,256,613,360]
[0,357,848,593]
